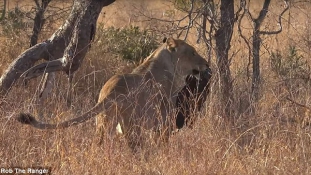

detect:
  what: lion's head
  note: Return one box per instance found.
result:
[163,37,209,78]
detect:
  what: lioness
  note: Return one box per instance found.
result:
[17,37,209,149]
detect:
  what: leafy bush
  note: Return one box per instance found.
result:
[0,7,29,36]
[270,45,310,83]
[98,26,159,64]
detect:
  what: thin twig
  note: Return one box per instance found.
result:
[286,96,311,110]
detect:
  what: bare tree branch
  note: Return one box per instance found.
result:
[239,0,289,101]
[237,0,252,80]
[134,0,210,40]
[0,0,115,96]
[30,0,52,47]
[259,0,289,35]
[183,0,195,40]
[199,0,214,63]
[286,96,311,110]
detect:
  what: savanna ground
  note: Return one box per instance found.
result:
[1,0,311,174]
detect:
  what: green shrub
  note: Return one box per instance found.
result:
[97,26,159,64]
[270,45,310,82]
[0,7,29,36]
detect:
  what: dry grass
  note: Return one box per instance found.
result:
[1,0,311,174]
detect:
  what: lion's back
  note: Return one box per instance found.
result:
[98,74,144,102]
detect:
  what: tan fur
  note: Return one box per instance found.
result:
[17,38,209,147]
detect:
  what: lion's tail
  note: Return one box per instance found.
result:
[16,103,104,129]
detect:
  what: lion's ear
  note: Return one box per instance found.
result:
[165,37,177,52]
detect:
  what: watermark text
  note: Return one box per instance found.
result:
[0,167,51,175]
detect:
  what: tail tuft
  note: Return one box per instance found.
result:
[16,113,36,125]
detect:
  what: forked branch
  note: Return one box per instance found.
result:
[259,0,289,35]
[0,0,115,96]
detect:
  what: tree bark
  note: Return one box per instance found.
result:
[29,0,53,101]
[200,0,213,64]
[30,0,52,47]
[252,0,271,101]
[215,0,234,118]
[0,0,115,96]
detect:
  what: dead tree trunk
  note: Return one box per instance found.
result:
[0,0,115,96]
[30,0,52,47]
[215,0,234,118]
[239,0,289,101]
[253,0,289,101]
[27,0,51,64]
[251,0,271,101]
